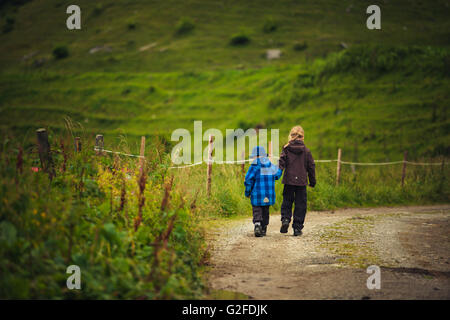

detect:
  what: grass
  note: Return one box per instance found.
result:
[0,0,449,73]
[1,45,448,162]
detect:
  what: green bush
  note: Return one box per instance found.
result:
[2,17,15,33]
[293,41,308,51]
[230,31,250,46]
[92,4,104,16]
[294,72,315,88]
[127,21,137,30]
[52,45,69,60]
[262,17,278,33]
[0,135,206,299]
[175,17,195,35]
[237,119,256,130]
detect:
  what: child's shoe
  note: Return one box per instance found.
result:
[293,228,303,236]
[254,222,263,237]
[261,225,267,236]
[280,219,290,233]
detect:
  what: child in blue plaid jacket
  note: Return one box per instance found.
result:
[244,146,282,237]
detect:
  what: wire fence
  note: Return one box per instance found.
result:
[93,147,446,168]
[33,129,446,194]
[94,147,145,159]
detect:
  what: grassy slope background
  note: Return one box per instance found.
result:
[1,0,449,73]
[0,0,449,162]
[1,49,449,162]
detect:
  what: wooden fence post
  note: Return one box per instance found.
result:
[336,148,342,186]
[206,134,213,196]
[36,128,55,179]
[139,136,146,171]
[74,137,81,152]
[401,150,408,188]
[16,146,23,174]
[95,134,104,155]
[135,136,147,232]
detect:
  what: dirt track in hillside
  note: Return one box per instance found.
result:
[206,205,450,300]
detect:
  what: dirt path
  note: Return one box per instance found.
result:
[206,205,450,299]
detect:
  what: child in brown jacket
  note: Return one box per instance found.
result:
[278,126,316,236]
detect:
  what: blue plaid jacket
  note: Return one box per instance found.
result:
[244,157,282,206]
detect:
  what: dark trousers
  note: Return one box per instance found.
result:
[252,205,270,227]
[281,184,307,230]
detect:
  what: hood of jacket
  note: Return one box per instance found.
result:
[285,140,305,155]
[250,156,272,168]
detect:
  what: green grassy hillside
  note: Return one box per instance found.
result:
[1,45,448,161]
[0,0,449,161]
[0,0,449,72]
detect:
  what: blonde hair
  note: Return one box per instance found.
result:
[288,125,304,142]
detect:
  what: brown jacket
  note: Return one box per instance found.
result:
[279,140,316,187]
